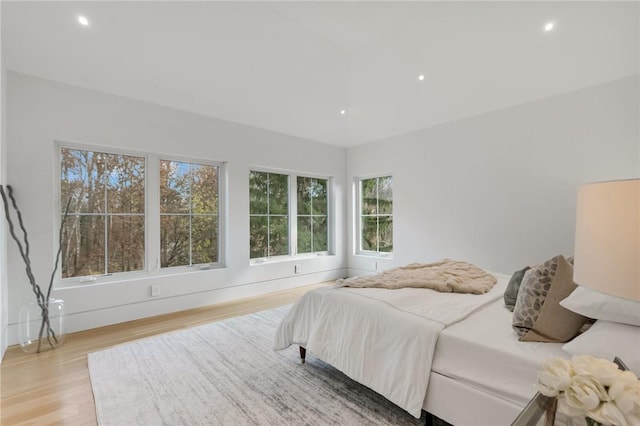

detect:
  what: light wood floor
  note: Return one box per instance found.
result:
[1,282,329,425]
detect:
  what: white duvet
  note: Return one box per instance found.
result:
[274,273,509,418]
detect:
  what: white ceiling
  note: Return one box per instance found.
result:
[2,1,639,147]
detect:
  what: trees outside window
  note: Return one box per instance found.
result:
[60,145,225,282]
[297,177,328,254]
[359,176,393,254]
[61,148,145,278]
[249,171,289,258]
[160,160,219,268]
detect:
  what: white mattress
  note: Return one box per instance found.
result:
[431,298,571,406]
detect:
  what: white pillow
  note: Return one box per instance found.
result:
[563,320,640,375]
[560,286,640,326]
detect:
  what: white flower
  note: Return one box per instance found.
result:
[572,355,621,387]
[557,393,588,418]
[608,371,640,414]
[537,357,573,397]
[625,405,640,425]
[589,401,628,426]
[537,355,640,424]
[564,374,609,412]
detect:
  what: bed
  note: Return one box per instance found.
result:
[273,265,571,425]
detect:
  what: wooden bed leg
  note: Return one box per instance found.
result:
[299,346,306,364]
[424,411,434,426]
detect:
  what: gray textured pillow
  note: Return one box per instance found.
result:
[504,266,530,312]
[512,254,574,338]
[519,256,588,342]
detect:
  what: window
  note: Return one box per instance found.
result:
[250,171,332,260]
[160,160,220,268]
[297,177,328,254]
[59,144,225,282]
[358,175,393,254]
[60,147,145,278]
[249,171,289,258]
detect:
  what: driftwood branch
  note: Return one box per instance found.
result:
[0,185,70,352]
[47,198,72,302]
[0,186,44,305]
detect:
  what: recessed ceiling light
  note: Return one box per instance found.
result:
[77,15,90,27]
[340,109,346,116]
[418,74,425,81]
[544,22,554,32]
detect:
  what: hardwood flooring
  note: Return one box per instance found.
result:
[1,282,329,425]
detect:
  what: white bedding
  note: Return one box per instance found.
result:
[274,273,510,418]
[432,298,570,406]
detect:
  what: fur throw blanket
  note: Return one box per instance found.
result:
[335,259,496,294]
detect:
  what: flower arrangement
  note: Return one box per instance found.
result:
[537,355,640,426]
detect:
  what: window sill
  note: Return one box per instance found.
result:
[250,253,335,266]
[354,252,393,259]
[55,264,226,289]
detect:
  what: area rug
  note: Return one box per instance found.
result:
[88,306,425,425]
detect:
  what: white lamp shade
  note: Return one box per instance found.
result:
[573,179,640,301]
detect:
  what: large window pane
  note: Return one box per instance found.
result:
[191,164,219,214]
[361,216,377,252]
[160,160,190,214]
[311,179,328,215]
[250,216,268,258]
[60,147,145,278]
[249,171,290,258]
[160,215,190,268]
[297,216,312,253]
[160,160,220,268]
[61,149,105,214]
[297,177,312,215]
[313,216,328,252]
[192,216,218,264]
[378,176,393,215]
[269,173,289,215]
[296,176,329,254]
[249,171,268,214]
[359,175,393,254]
[107,154,145,214]
[379,216,393,252]
[62,215,105,278]
[361,178,378,215]
[269,216,289,256]
[108,216,145,273]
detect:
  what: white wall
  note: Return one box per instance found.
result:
[0,4,8,360]
[5,72,347,345]
[347,75,640,276]
[6,71,639,347]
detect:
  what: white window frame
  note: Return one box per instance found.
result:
[54,141,226,287]
[249,169,292,261]
[249,166,333,265]
[295,175,331,256]
[355,174,393,258]
[158,156,226,271]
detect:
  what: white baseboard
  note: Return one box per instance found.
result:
[6,268,347,347]
[346,267,379,278]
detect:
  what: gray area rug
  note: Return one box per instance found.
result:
[88,306,426,425]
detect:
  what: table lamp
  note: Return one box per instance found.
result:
[573,178,640,301]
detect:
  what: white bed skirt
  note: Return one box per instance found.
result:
[423,371,525,425]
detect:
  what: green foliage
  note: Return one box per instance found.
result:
[360,176,393,253]
[159,160,219,268]
[296,177,328,254]
[249,171,290,258]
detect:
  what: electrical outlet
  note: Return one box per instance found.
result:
[294,264,301,274]
[151,284,160,297]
